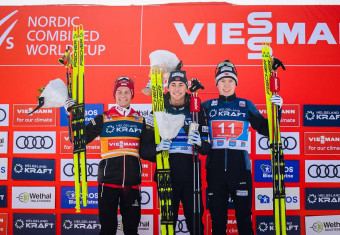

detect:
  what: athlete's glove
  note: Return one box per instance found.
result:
[64,98,76,115]
[156,139,171,152]
[188,130,202,147]
[270,94,283,108]
[271,57,286,71]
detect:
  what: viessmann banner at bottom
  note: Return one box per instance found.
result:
[0,3,340,235]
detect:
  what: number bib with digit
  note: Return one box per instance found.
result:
[209,119,249,150]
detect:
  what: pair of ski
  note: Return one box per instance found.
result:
[59,25,87,213]
[262,43,287,235]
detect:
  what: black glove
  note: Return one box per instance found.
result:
[272,57,286,71]
[189,78,204,92]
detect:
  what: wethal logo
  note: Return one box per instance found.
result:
[12,186,55,209]
[306,215,340,234]
[11,157,55,181]
[0,10,18,50]
[305,188,340,210]
[303,105,340,127]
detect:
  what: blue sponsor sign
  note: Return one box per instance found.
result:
[13,213,56,235]
[61,214,100,234]
[11,157,55,181]
[61,186,98,209]
[254,160,299,183]
[205,188,234,210]
[305,188,340,210]
[256,216,300,234]
[303,105,340,127]
[60,103,103,126]
[0,185,6,208]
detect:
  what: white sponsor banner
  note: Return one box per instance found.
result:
[0,104,9,126]
[13,131,56,154]
[305,160,340,183]
[12,186,55,209]
[141,186,153,210]
[60,158,100,181]
[158,214,189,234]
[256,132,300,155]
[305,215,340,235]
[108,103,152,119]
[117,214,153,235]
[0,132,8,154]
[0,158,8,180]
[255,187,300,210]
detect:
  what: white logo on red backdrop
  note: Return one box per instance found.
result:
[60,131,101,154]
[0,213,8,234]
[13,131,56,154]
[13,104,56,127]
[305,132,340,155]
[141,160,152,182]
[256,104,299,127]
[0,10,18,50]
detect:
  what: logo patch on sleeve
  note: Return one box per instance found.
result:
[236,190,248,196]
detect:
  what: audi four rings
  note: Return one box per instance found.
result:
[0,108,6,122]
[16,136,53,149]
[308,164,340,178]
[175,219,189,233]
[63,163,99,177]
[258,136,297,150]
[140,191,150,205]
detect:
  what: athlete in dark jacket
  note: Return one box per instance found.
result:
[202,60,283,235]
[140,70,211,234]
[65,77,150,235]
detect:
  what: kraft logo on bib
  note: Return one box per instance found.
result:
[108,139,139,150]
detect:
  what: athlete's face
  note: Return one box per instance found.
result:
[217,77,236,97]
[168,81,187,106]
[115,86,132,108]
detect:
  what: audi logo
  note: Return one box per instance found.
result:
[308,164,340,178]
[141,191,150,205]
[176,219,189,233]
[16,136,53,149]
[0,108,6,122]
[63,163,98,177]
[258,136,297,150]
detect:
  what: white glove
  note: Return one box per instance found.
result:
[188,130,202,147]
[64,98,76,115]
[156,139,171,152]
[270,94,283,108]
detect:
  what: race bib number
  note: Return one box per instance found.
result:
[211,120,244,141]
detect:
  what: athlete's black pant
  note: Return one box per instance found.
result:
[207,170,254,235]
[98,185,141,235]
[172,181,204,235]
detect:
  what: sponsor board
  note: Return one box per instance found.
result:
[118,214,153,235]
[256,104,299,127]
[0,158,8,180]
[141,186,153,210]
[0,105,9,126]
[255,187,300,210]
[305,215,340,235]
[11,157,55,181]
[158,215,190,235]
[305,160,340,183]
[303,105,340,127]
[305,132,340,155]
[305,188,340,210]
[0,132,8,154]
[61,186,98,209]
[141,160,152,182]
[108,104,153,119]
[13,104,56,126]
[206,214,238,234]
[254,160,299,183]
[13,131,56,154]
[60,131,101,154]
[13,213,55,235]
[60,104,104,127]
[256,132,299,155]
[0,186,7,208]
[0,213,7,235]
[256,215,300,234]
[12,186,55,209]
[61,214,101,234]
[60,158,99,182]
